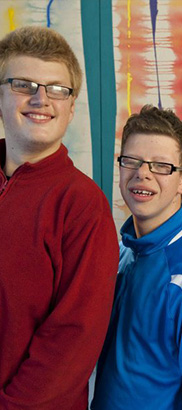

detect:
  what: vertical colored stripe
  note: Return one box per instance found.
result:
[100,0,116,207]
[127,0,132,116]
[127,71,132,117]
[127,0,131,30]
[8,8,16,31]
[47,0,54,27]
[169,0,182,118]
[81,0,116,207]
[81,0,101,188]
[149,0,162,108]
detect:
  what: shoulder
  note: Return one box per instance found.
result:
[164,236,182,321]
[165,235,182,277]
[72,167,106,196]
[62,166,113,216]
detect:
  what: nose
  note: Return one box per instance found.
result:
[135,162,152,179]
[29,85,50,106]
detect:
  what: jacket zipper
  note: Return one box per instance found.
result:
[0,179,8,195]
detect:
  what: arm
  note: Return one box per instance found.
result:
[0,191,119,409]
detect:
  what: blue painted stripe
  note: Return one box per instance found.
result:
[47,0,54,27]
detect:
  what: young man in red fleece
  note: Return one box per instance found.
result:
[0,26,119,410]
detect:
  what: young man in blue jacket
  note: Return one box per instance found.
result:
[91,105,182,410]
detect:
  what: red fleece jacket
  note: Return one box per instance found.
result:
[0,140,119,410]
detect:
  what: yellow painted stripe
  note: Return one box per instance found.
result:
[127,0,132,115]
[8,8,16,31]
[127,0,131,30]
[127,71,133,116]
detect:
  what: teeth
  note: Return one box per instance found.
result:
[133,189,153,196]
[27,114,50,120]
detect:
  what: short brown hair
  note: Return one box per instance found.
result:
[121,105,182,162]
[0,26,82,97]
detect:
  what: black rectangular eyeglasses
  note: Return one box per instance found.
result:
[117,155,182,175]
[0,78,73,100]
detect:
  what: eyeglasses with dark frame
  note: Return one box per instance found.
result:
[117,155,182,175]
[0,78,73,100]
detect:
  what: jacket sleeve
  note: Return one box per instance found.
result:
[0,190,119,409]
[165,237,182,376]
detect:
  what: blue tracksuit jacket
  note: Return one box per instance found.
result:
[91,207,182,409]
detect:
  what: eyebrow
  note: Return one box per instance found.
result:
[125,154,175,163]
[11,77,68,86]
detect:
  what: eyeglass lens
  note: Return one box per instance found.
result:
[120,157,172,175]
[11,79,72,100]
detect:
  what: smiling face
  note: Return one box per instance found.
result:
[119,133,182,236]
[0,56,75,158]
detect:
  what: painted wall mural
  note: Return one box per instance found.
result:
[0,0,92,178]
[112,0,181,235]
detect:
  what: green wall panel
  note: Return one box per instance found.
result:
[81,0,116,209]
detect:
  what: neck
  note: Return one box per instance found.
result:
[133,218,152,238]
[3,140,62,176]
[133,204,181,238]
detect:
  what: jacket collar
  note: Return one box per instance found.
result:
[0,139,73,179]
[120,207,182,255]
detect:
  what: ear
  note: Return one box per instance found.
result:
[68,97,75,124]
[177,173,182,195]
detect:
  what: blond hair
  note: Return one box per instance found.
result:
[0,26,82,97]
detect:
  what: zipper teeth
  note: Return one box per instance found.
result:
[0,180,8,195]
